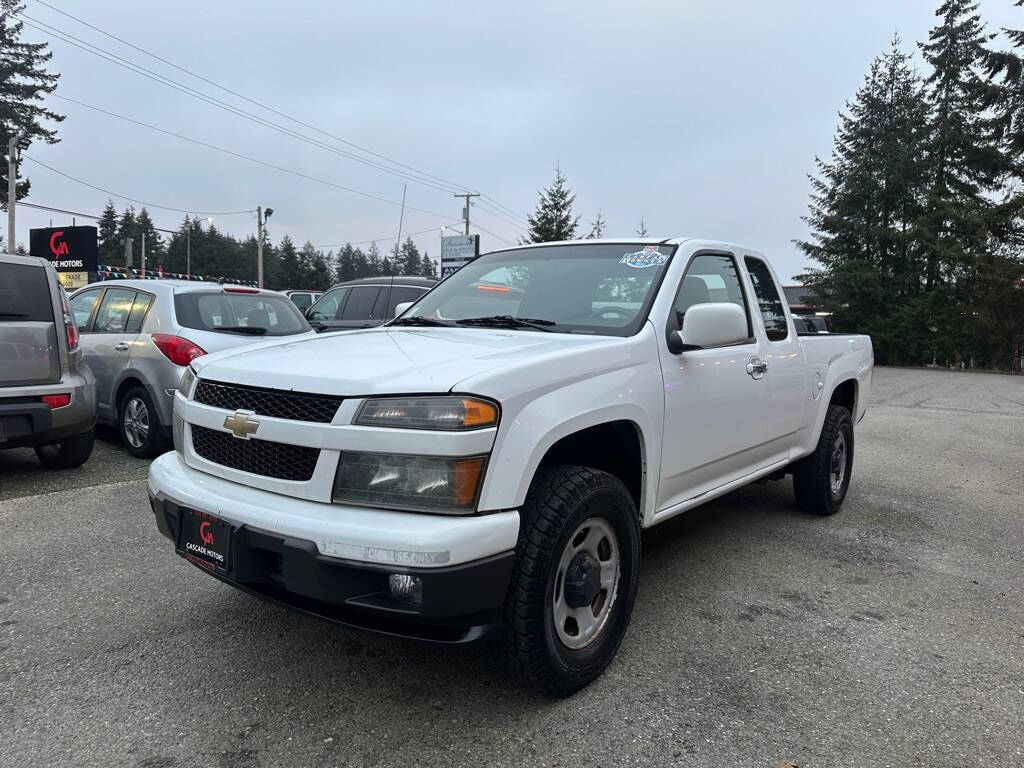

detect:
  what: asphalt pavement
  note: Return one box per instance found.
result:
[1,367,1021,767]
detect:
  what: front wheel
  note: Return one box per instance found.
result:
[497,465,640,697]
[793,404,854,516]
[119,386,168,458]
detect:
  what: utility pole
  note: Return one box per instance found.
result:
[124,237,133,268]
[256,206,263,288]
[454,192,479,236]
[7,131,25,253]
[186,225,191,279]
[141,232,146,277]
[254,206,275,288]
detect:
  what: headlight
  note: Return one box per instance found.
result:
[177,365,197,398]
[333,452,487,514]
[355,396,498,430]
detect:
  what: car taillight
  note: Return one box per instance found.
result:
[59,287,79,351]
[42,393,71,409]
[151,334,206,366]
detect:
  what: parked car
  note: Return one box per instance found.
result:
[305,276,437,332]
[149,238,873,695]
[283,289,322,312]
[1,253,97,468]
[70,280,315,458]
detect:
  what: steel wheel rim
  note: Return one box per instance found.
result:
[830,431,847,496]
[552,516,621,650]
[123,397,150,449]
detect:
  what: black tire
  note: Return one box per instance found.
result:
[34,429,95,469]
[793,404,854,516]
[497,465,641,697]
[118,385,168,458]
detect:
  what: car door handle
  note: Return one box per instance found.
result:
[114,342,130,352]
[746,358,767,379]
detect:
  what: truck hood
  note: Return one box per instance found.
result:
[191,327,618,397]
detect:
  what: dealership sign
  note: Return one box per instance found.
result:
[30,226,98,290]
[440,234,479,277]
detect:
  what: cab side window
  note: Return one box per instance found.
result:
[744,257,789,341]
[307,288,347,321]
[672,253,752,337]
[69,289,102,331]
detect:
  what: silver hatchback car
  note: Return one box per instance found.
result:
[69,280,315,457]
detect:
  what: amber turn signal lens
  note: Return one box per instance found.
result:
[453,456,486,506]
[460,398,498,428]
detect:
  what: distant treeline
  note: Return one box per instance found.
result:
[95,201,438,291]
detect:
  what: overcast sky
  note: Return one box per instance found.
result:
[12,0,1022,282]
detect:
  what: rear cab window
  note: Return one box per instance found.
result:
[743,257,790,341]
[174,290,309,336]
[0,263,54,323]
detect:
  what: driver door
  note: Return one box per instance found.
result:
[655,251,771,513]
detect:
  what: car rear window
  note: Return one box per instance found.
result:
[174,291,309,336]
[0,263,54,323]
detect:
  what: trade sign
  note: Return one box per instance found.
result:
[440,234,479,278]
[29,226,99,290]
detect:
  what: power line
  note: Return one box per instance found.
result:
[30,0,485,197]
[22,154,253,216]
[17,14,470,198]
[49,93,456,222]
[17,200,177,233]
[312,222,464,250]
[26,0,530,221]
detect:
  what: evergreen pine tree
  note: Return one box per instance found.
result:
[635,218,648,237]
[419,251,436,277]
[135,208,164,265]
[797,37,931,363]
[524,168,579,243]
[335,244,356,283]
[277,236,300,287]
[588,211,606,238]
[116,206,137,266]
[0,3,63,210]
[97,200,119,264]
[366,241,384,275]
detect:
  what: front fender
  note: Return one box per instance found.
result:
[477,358,664,526]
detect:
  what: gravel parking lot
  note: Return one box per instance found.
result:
[1,367,1021,768]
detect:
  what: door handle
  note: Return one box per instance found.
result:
[746,357,767,379]
[114,342,130,352]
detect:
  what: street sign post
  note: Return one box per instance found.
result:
[29,226,98,290]
[440,234,479,278]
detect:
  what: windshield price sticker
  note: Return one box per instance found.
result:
[620,249,668,268]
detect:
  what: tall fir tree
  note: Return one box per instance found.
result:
[0,3,63,210]
[96,200,119,264]
[797,37,931,363]
[588,211,606,238]
[524,168,579,243]
[277,235,300,287]
[116,206,137,266]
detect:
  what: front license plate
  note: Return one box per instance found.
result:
[180,509,231,573]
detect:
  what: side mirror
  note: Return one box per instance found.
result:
[667,302,749,354]
[393,301,414,318]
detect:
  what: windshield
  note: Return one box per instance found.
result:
[174,291,310,336]
[397,243,675,336]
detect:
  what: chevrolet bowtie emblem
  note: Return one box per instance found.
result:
[223,410,260,439]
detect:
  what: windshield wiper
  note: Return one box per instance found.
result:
[389,316,454,327]
[211,325,267,335]
[455,315,556,332]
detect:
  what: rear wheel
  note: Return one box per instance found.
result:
[119,386,168,458]
[497,465,640,697]
[34,429,95,469]
[793,404,854,516]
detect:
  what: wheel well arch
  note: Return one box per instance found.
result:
[829,378,857,416]
[115,375,149,411]
[534,420,645,513]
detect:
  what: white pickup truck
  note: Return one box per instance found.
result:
[148,238,872,696]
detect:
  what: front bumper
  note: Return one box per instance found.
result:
[147,452,519,644]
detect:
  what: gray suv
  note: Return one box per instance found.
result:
[1,253,97,469]
[69,280,315,458]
